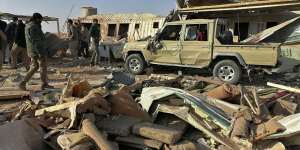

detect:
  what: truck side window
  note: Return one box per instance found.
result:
[185,24,208,41]
[159,25,182,41]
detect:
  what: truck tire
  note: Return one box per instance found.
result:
[125,54,145,75]
[213,60,242,84]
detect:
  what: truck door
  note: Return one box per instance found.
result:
[181,23,213,67]
[152,25,182,64]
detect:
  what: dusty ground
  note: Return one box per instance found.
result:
[0,57,123,114]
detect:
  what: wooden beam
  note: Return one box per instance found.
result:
[267,82,300,93]
[82,119,116,150]
[0,89,30,100]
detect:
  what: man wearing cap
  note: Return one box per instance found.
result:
[19,13,53,90]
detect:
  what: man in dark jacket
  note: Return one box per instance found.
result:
[89,19,100,67]
[4,16,18,63]
[19,13,53,90]
[11,20,30,70]
[0,19,7,32]
[0,28,7,70]
[0,19,7,68]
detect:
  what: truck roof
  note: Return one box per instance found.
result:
[166,19,216,25]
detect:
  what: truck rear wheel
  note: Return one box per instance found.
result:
[213,60,242,84]
[125,54,145,75]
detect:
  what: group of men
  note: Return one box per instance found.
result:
[67,18,101,67]
[0,16,29,71]
[0,13,101,91]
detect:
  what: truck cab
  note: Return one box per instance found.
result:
[123,19,279,84]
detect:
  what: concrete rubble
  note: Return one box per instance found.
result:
[0,73,300,150]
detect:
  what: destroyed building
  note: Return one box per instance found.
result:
[77,7,165,41]
[175,0,300,63]
[177,0,300,42]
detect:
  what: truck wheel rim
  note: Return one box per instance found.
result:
[129,59,141,72]
[218,66,235,81]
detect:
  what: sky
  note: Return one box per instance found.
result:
[0,0,176,32]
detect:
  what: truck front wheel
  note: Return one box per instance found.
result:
[213,60,242,84]
[125,54,145,75]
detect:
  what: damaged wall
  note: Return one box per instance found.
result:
[78,13,165,41]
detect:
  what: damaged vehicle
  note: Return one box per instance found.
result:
[123,18,281,84]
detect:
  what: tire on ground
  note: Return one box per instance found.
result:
[213,59,242,84]
[125,54,145,75]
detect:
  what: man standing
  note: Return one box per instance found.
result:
[19,13,53,90]
[67,19,79,58]
[11,20,30,70]
[0,28,7,70]
[4,16,18,63]
[0,19,7,33]
[0,19,7,69]
[79,25,90,58]
[89,19,100,67]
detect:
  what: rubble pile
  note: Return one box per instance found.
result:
[0,73,300,150]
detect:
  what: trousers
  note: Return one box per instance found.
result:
[22,56,48,85]
[90,40,100,65]
[11,44,30,70]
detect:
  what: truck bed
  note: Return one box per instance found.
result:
[213,43,279,66]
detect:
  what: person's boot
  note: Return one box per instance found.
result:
[41,84,54,90]
[18,82,27,91]
[90,63,94,68]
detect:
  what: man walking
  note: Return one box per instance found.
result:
[89,19,100,67]
[11,20,30,70]
[4,16,18,63]
[19,13,53,90]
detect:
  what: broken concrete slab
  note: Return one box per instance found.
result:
[0,119,50,150]
[273,99,298,116]
[266,113,300,140]
[206,84,240,101]
[155,104,240,150]
[116,136,163,149]
[96,115,142,136]
[107,89,151,121]
[231,115,250,139]
[57,132,89,149]
[132,122,183,145]
[82,119,116,150]
[155,114,188,135]
[255,119,286,141]
[166,140,211,150]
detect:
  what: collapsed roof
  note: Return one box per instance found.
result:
[243,17,300,44]
[177,0,300,13]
